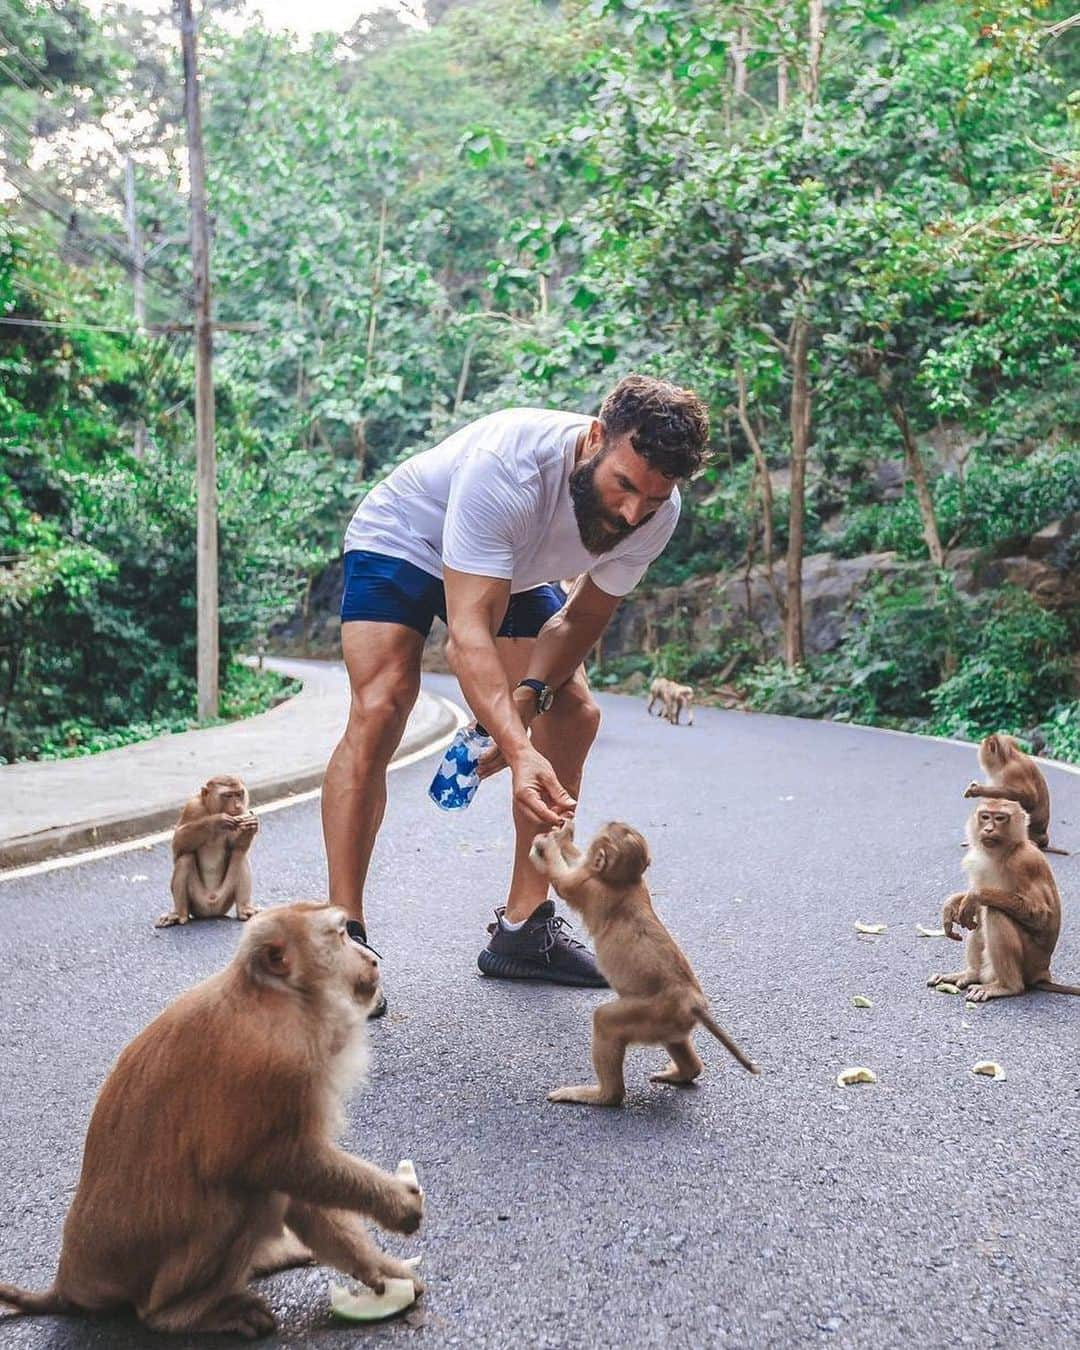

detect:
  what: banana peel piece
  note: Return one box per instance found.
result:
[854,922,887,935]
[852,996,873,1009]
[836,1066,877,1087]
[972,1060,1006,1081]
[917,925,947,938]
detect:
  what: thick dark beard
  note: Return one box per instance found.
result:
[569,455,652,555]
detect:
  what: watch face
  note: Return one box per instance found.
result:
[538,687,555,713]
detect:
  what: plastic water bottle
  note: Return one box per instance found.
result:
[428,724,493,811]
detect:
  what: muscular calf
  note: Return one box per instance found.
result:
[530,819,757,1106]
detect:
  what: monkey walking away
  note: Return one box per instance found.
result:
[928,800,1080,1003]
[0,904,424,1339]
[530,819,757,1106]
[646,677,695,726]
[157,774,260,928]
[963,732,1067,854]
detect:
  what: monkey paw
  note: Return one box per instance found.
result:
[547,1084,623,1107]
[963,781,981,798]
[650,1065,700,1087]
[154,911,185,928]
[236,905,259,921]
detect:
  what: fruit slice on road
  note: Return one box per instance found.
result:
[933,982,961,995]
[854,922,887,934]
[836,1066,877,1086]
[972,1060,1006,1081]
[852,996,873,1009]
[330,1278,418,1322]
[397,1158,419,1187]
[916,925,947,937]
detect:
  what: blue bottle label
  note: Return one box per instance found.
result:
[428,726,493,811]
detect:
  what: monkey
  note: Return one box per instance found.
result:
[157,774,259,928]
[529,819,758,1106]
[647,677,694,725]
[962,732,1067,854]
[0,903,424,1338]
[928,799,1080,1002]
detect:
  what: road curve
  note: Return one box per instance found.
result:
[1,677,1078,1349]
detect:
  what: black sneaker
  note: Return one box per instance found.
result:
[477,900,608,988]
[346,920,388,1020]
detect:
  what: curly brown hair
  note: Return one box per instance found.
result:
[598,374,710,479]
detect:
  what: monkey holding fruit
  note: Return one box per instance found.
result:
[157,774,259,928]
[530,819,757,1106]
[963,732,1066,854]
[0,903,423,1338]
[928,799,1080,1002]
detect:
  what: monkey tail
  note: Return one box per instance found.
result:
[0,1283,73,1316]
[1042,845,1070,857]
[1035,979,1080,996]
[694,1006,759,1075]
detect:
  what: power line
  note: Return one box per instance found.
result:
[0,314,145,334]
[6,169,196,305]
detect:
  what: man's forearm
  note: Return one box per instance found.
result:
[525,609,610,692]
[446,627,532,762]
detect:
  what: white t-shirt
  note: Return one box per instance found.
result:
[343,408,680,597]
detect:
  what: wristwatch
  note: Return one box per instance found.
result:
[515,678,555,714]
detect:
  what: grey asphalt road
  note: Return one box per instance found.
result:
[2,676,1079,1350]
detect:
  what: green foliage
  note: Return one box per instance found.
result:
[835,445,1080,558]
[744,581,1076,752]
[26,662,298,762]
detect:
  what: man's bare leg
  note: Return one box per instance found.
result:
[495,638,601,923]
[321,621,425,927]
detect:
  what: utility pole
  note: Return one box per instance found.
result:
[123,156,148,459]
[177,0,218,720]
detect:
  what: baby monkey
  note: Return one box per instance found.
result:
[530,819,757,1106]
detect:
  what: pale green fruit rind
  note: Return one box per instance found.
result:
[972,1060,1006,1081]
[330,1278,418,1322]
[854,922,887,934]
[852,996,873,1008]
[836,1066,877,1086]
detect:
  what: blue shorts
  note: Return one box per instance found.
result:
[340,549,566,639]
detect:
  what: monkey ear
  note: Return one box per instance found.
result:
[591,847,607,873]
[250,939,291,982]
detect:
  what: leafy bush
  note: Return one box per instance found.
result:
[834,445,1080,560]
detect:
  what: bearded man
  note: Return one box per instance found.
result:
[323,374,710,1014]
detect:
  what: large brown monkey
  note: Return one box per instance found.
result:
[928,800,1080,1002]
[530,819,757,1105]
[0,904,423,1338]
[157,775,259,928]
[963,733,1065,853]
[646,678,695,726]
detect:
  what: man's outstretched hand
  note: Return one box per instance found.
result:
[508,745,576,828]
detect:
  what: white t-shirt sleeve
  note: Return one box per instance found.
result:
[443,449,539,580]
[588,493,681,597]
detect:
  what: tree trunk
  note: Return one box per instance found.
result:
[887,396,945,567]
[777,55,789,110]
[733,22,749,97]
[366,196,388,369]
[804,0,825,121]
[785,312,811,669]
[350,420,368,478]
[734,364,783,614]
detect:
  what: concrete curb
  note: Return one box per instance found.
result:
[0,661,460,872]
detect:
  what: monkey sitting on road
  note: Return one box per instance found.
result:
[928,799,1080,1003]
[963,732,1066,854]
[646,677,695,726]
[157,774,259,928]
[0,903,423,1339]
[529,819,757,1106]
